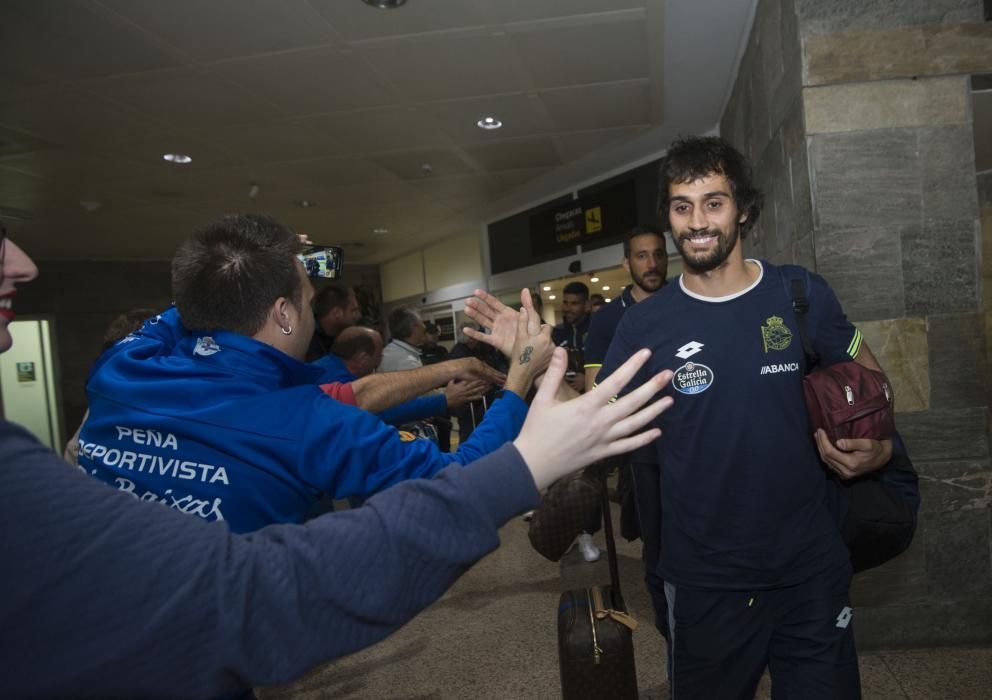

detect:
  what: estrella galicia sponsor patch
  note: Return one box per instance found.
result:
[193,336,221,357]
[672,361,714,395]
[760,315,793,352]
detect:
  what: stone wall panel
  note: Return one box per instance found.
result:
[804,78,970,134]
[897,407,989,461]
[920,124,981,222]
[797,0,985,36]
[917,459,992,513]
[809,129,920,229]
[859,317,930,412]
[813,225,906,321]
[927,312,989,409]
[805,23,992,85]
[924,509,992,598]
[902,219,980,316]
[854,598,992,649]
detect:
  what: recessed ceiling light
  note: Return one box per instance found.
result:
[548,294,556,300]
[602,285,610,291]
[371,227,389,235]
[590,276,599,282]
[294,200,316,208]
[604,298,612,303]
[361,0,406,8]
[476,116,502,130]
[162,153,192,164]
[542,285,551,291]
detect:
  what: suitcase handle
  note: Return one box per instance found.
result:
[591,585,639,631]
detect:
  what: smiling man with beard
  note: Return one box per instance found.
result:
[596,136,894,699]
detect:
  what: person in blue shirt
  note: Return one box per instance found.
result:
[551,280,592,394]
[315,325,487,427]
[76,214,548,534]
[0,224,677,699]
[597,136,893,699]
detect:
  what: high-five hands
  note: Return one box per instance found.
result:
[515,347,674,491]
[463,288,532,359]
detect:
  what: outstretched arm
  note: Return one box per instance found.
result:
[3,346,675,699]
[341,358,504,413]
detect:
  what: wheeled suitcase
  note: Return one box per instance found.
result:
[556,472,639,699]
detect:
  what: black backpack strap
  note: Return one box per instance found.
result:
[780,264,819,372]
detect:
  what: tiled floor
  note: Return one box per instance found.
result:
[260,513,992,699]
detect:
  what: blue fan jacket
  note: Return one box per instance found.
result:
[76,308,527,533]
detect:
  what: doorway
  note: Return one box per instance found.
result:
[0,317,64,450]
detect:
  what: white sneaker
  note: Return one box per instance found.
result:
[576,532,601,562]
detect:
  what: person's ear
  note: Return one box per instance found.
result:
[272,297,295,335]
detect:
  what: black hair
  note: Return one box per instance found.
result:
[562,281,589,299]
[622,224,666,258]
[313,285,352,319]
[171,214,303,335]
[657,136,763,238]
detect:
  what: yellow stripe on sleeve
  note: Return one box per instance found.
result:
[846,328,863,358]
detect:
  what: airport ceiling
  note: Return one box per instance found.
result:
[0,0,757,264]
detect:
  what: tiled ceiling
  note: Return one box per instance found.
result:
[0,0,757,264]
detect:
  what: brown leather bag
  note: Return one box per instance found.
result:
[528,471,602,562]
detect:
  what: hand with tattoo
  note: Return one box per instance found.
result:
[502,290,552,398]
[463,288,537,359]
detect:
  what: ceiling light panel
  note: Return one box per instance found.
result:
[303,107,448,154]
[509,20,648,90]
[308,0,487,42]
[491,0,644,24]
[100,0,333,62]
[421,93,554,144]
[462,137,561,171]
[354,32,521,102]
[1,0,180,84]
[539,81,652,132]
[207,47,394,117]
[371,149,475,180]
[86,68,284,128]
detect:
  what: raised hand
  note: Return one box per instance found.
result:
[463,288,538,358]
[514,347,674,491]
[503,297,553,397]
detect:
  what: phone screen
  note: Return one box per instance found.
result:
[298,245,343,279]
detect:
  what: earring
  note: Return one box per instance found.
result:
[281,325,293,336]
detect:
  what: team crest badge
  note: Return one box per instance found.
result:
[760,316,792,352]
[193,336,221,357]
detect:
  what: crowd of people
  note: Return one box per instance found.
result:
[1,136,911,699]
